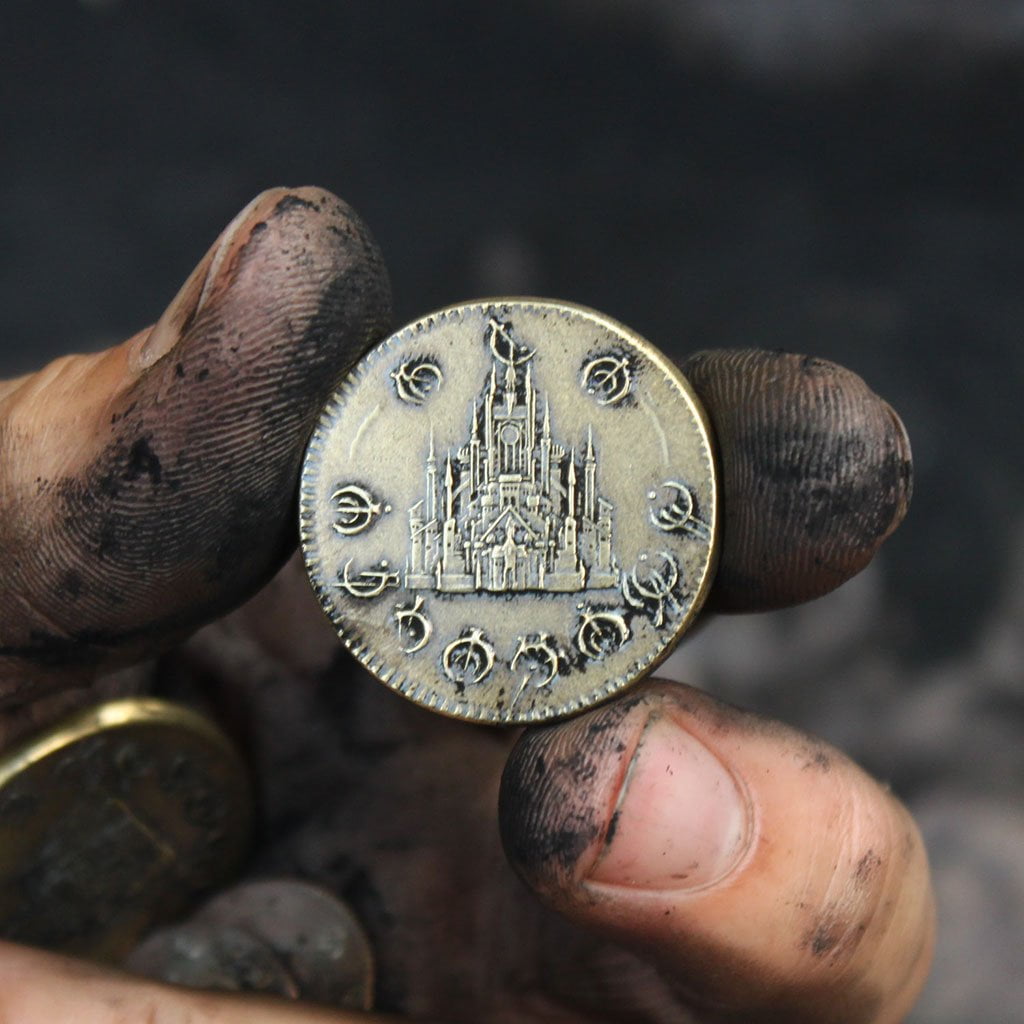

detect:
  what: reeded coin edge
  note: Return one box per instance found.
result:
[299,297,719,725]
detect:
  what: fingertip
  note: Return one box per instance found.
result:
[500,681,935,1022]
[682,349,914,612]
[499,692,652,900]
[0,187,391,696]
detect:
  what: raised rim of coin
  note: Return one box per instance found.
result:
[299,297,719,724]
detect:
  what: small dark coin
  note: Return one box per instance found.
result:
[126,922,298,997]
[0,698,251,961]
[300,298,718,723]
[192,879,374,1011]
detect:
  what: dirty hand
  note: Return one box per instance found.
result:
[0,188,933,1023]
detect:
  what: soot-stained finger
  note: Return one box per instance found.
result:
[682,349,913,613]
[0,187,391,703]
[499,692,653,903]
[500,681,935,1022]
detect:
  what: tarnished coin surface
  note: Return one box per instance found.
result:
[127,922,298,997]
[300,298,717,723]
[0,698,251,960]
[196,880,375,1010]
[126,880,374,1011]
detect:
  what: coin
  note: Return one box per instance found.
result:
[0,698,252,960]
[300,298,718,724]
[125,880,374,1011]
[194,880,375,1010]
[126,922,298,997]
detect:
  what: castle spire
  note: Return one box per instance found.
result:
[444,453,454,520]
[525,362,536,453]
[543,397,551,437]
[425,423,437,521]
[567,450,577,517]
[584,426,597,520]
[504,357,516,414]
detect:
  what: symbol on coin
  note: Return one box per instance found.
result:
[333,559,400,599]
[442,628,495,689]
[509,634,561,708]
[575,608,630,660]
[648,481,709,538]
[394,596,432,653]
[391,358,444,406]
[582,353,632,405]
[487,317,534,366]
[622,551,682,628]
[330,484,390,536]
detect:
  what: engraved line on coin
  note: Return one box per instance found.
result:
[575,607,630,660]
[441,629,495,689]
[406,321,618,594]
[109,793,178,864]
[648,481,710,539]
[391,358,444,406]
[393,596,432,653]
[510,634,561,709]
[333,559,400,599]
[622,551,682,628]
[348,402,381,460]
[639,392,670,465]
[330,484,391,536]
[581,353,632,405]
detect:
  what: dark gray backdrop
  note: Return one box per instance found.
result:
[1,2,1021,1019]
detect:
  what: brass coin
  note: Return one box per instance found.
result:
[300,298,718,724]
[0,698,252,961]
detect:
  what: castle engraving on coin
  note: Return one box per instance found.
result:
[300,299,718,723]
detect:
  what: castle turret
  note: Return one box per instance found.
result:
[484,364,497,462]
[525,362,536,457]
[584,425,596,521]
[540,398,552,496]
[567,452,577,519]
[470,411,481,488]
[425,425,437,522]
[409,499,424,575]
[444,453,454,521]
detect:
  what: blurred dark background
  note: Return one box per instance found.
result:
[1,2,1021,1019]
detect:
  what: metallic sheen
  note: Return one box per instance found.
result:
[0,698,251,960]
[300,299,718,723]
